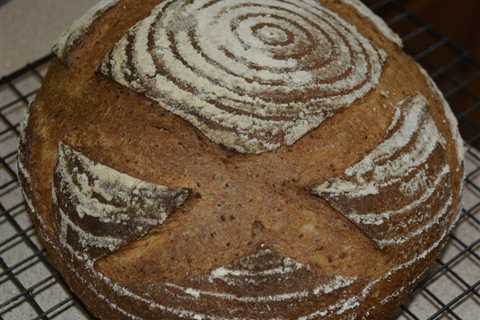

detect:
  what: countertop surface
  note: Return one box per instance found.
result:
[0,0,97,76]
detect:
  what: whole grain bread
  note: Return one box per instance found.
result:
[18,0,464,319]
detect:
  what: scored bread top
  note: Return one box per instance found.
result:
[19,0,464,319]
[98,0,388,153]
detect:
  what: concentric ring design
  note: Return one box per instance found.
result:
[101,0,387,153]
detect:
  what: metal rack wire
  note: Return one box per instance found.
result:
[0,0,479,319]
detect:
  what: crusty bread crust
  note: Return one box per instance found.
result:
[18,0,464,319]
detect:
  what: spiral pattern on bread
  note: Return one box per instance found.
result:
[101,0,387,153]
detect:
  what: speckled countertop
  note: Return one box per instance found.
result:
[0,0,97,75]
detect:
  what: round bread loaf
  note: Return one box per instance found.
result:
[18,0,465,319]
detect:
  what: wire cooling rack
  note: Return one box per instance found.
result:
[0,0,479,319]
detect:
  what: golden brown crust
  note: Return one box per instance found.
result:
[19,0,464,319]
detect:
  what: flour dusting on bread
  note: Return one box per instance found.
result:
[53,0,120,61]
[313,95,446,197]
[17,109,34,212]
[417,64,465,168]
[17,104,55,245]
[313,94,454,250]
[101,0,387,153]
[339,0,403,47]
[54,144,190,257]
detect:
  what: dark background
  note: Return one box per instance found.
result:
[407,0,480,59]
